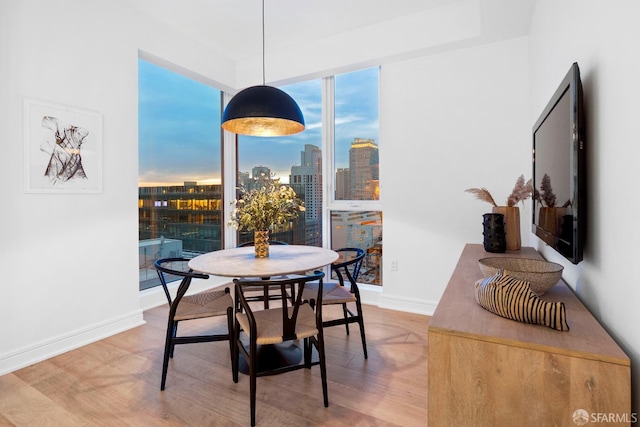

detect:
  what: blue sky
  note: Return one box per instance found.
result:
[139,59,378,185]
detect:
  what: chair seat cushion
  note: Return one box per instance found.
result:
[303,282,356,305]
[236,305,318,345]
[175,289,233,321]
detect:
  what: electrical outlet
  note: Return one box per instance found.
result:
[391,259,398,271]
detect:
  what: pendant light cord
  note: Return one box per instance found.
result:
[261,0,265,85]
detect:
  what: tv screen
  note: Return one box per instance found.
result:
[532,63,585,264]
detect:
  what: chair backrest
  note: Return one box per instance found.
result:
[154,257,209,305]
[234,271,325,341]
[331,248,366,287]
[237,240,289,247]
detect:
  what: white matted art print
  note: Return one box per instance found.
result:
[24,98,103,193]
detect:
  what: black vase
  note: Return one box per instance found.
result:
[482,213,506,253]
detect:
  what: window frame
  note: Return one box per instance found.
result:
[222,69,382,284]
[322,73,382,246]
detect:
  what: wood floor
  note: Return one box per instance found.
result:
[0,303,430,426]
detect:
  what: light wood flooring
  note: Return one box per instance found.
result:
[0,303,430,426]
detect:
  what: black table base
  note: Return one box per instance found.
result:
[237,342,303,375]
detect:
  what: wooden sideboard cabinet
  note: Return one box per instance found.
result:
[428,244,631,427]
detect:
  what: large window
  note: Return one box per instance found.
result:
[138,60,381,289]
[331,67,382,285]
[237,79,323,247]
[237,68,382,285]
[138,58,223,290]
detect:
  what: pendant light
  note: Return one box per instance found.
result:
[221,0,305,136]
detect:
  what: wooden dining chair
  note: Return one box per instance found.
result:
[232,271,328,426]
[154,258,235,390]
[303,248,368,358]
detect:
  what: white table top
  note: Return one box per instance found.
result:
[188,245,339,278]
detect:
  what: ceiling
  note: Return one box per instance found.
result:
[125,0,536,63]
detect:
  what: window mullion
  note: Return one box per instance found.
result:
[222,91,237,249]
[321,76,334,250]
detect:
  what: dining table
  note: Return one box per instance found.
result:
[188,244,339,279]
[188,244,339,374]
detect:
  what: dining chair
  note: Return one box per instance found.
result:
[154,257,235,390]
[232,271,328,426]
[303,248,368,358]
[237,240,291,310]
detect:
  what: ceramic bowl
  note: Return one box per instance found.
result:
[478,257,564,295]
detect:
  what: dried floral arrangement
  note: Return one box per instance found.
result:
[228,178,305,232]
[465,175,533,207]
[534,173,571,208]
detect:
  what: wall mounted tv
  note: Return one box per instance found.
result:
[532,62,586,264]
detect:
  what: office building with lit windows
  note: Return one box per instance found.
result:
[349,138,379,200]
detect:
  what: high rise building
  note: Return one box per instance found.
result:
[242,166,272,190]
[290,144,323,246]
[290,144,322,221]
[335,167,350,200]
[349,138,379,200]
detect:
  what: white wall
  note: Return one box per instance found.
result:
[0,0,141,373]
[379,37,530,313]
[0,0,234,374]
[529,0,640,413]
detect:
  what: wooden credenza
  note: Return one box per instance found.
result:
[428,244,631,426]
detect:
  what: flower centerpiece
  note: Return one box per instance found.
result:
[465,175,533,251]
[228,178,305,257]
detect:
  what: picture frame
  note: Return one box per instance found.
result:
[24,98,103,193]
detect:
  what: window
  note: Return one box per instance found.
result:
[330,210,382,285]
[330,67,382,285]
[137,62,381,288]
[138,58,223,290]
[237,79,323,247]
[236,68,382,285]
[334,67,380,201]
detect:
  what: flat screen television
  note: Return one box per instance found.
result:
[532,62,586,264]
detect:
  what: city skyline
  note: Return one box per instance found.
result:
[138,59,378,186]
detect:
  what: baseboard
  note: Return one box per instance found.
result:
[0,310,145,376]
[357,283,383,306]
[378,293,438,316]
[336,284,436,316]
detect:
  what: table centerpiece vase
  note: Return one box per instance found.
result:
[254,230,270,258]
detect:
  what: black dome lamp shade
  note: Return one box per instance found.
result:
[221,85,305,136]
[221,0,305,137]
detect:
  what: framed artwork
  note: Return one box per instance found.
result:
[24,98,103,193]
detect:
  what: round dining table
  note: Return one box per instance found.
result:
[188,245,339,374]
[188,244,339,278]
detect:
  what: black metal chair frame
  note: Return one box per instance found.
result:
[154,257,235,390]
[232,271,328,426]
[236,240,291,310]
[315,248,368,359]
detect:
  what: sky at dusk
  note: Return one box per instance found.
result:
[138,59,378,186]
